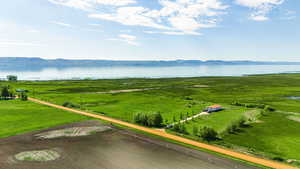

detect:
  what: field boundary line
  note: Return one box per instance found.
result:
[28,97,298,169]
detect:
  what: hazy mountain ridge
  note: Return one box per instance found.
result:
[0,57,299,70]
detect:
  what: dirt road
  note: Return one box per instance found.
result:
[167,112,209,128]
[28,97,298,169]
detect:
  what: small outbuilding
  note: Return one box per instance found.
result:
[204,105,224,113]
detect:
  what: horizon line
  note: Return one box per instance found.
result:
[0,56,299,63]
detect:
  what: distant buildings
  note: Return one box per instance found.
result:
[204,105,224,113]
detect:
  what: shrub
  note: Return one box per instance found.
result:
[134,112,163,127]
[199,126,218,141]
[192,125,199,136]
[264,105,275,112]
[171,123,188,134]
[238,117,247,127]
[180,112,184,120]
[20,92,28,101]
[231,101,267,110]
[184,97,193,100]
[0,86,15,100]
[273,157,285,162]
[1,86,10,98]
[173,115,176,122]
[62,101,80,108]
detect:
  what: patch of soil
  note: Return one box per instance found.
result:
[35,126,111,139]
[287,116,300,123]
[15,150,60,162]
[88,88,159,94]
[192,85,209,88]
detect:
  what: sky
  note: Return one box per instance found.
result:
[0,0,299,61]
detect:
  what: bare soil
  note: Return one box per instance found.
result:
[0,120,259,169]
[88,88,159,94]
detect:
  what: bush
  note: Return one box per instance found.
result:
[199,126,218,141]
[0,86,15,100]
[134,112,163,127]
[62,102,80,108]
[264,105,276,112]
[272,157,285,162]
[231,101,267,109]
[1,86,10,98]
[20,92,28,101]
[184,97,193,100]
[238,117,247,127]
[192,125,199,136]
[171,123,188,134]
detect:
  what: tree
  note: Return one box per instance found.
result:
[153,112,163,127]
[1,86,10,98]
[171,123,187,134]
[199,127,218,141]
[7,75,17,81]
[134,112,163,127]
[193,125,199,136]
[180,112,183,120]
[20,92,28,101]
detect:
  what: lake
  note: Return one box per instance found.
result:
[1,64,300,80]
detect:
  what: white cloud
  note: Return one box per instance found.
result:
[95,0,136,6]
[48,0,136,11]
[48,0,93,10]
[50,0,228,35]
[89,7,172,30]
[107,34,139,46]
[51,21,72,27]
[156,0,227,34]
[144,30,201,36]
[250,15,269,21]
[88,0,227,35]
[236,0,285,21]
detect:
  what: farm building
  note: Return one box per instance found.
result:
[204,105,224,113]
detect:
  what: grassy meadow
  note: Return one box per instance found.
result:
[0,100,91,138]
[1,73,300,166]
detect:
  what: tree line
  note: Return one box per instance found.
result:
[0,85,27,101]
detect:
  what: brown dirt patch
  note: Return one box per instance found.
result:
[0,120,259,169]
[35,126,111,139]
[14,149,60,162]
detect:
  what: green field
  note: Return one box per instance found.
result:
[2,73,300,166]
[0,100,91,138]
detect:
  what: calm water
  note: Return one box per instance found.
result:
[1,65,300,80]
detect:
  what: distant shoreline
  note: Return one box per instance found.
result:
[1,72,300,82]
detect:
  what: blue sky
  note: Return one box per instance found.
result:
[0,0,299,61]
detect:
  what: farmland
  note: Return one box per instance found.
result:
[2,73,300,167]
[0,100,91,138]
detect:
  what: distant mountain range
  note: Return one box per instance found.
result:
[1,57,300,70]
